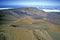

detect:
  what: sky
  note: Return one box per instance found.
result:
[0,0,60,10]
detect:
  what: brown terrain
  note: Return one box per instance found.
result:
[0,7,60,40]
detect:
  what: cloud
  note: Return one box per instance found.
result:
[43,9,60,12]
[0,8,13,10]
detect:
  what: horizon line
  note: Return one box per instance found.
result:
[0,8,60,12]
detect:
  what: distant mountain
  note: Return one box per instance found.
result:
[46,12,60,25]
[0,7,60,25]
[0,7,47,24]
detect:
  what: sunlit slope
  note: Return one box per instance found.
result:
[1,18,60,40]
[14,17,45,24]
[1,26,38,40]
[14,17,60,40]
[13,17,60,34]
